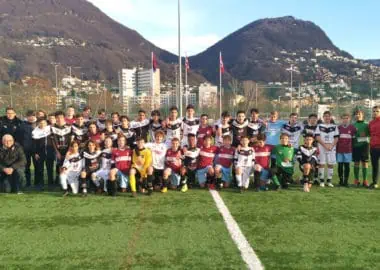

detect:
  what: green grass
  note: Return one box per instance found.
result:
[221,184,380,270]
[0,191,245,270]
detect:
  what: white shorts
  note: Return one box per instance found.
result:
[318,146,336,165]
[66,171,81,184]
[94,169,110,181]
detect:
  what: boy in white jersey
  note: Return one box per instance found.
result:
[165,106,182,147]
[94,137,113,192]
[315,111,339,187]
[234,136,255,192]
[181,104,199,147]
[281,112,303,151]
[145,131,167,191]
[60,141,83,196]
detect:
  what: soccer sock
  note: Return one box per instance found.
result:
[303,174,309,184]
[236,174,242,187]
[314,169,319,181]
[327,168,334,182]
[80,177,87,194]
[318,167,325,182]
[344,163,350,183]
[207,174,215,185]
[272,175,280,186]
[254,171,261,188]
[60,174,68,191]
[107,181,112,195]
[338,163,344,182]
[180,175,187,187]
[112,180,117,196]
[362,167,368,181]
[354,166,360,180]
[129,174,137,192]
[162,177,169,188]
[147,175,154,191]
[216,176,222,187]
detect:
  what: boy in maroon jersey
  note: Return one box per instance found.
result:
[253,134,272,191]
[197,114,214,148]
[214,135,234,188]
[88,122,102,145]
[337,113,356,186]
[163,137,182,190]
[197,135,219,189]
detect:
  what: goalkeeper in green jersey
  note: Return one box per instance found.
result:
[271,133,295,190]
[352,110,370,187]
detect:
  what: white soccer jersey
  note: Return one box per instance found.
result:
[182,117,200,137]
[100,148,112,170]
[166,118,182,141]
[315,123,339,144]
[234,147,255,168]
[281,122,303,148]
[62,153,83,173]
[145,142,167,170]
[215,123,233,146]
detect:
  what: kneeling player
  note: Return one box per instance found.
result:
[60,141,83,196]
[271,133,295,190]
[197,135,218,189]
[181,134,200,192]
[163,138,182,191]
[80,140,102,196]
[109,135,133,196]
[296,134,318,192]
[234,136,255,192]
[214,135,234,188]
[145,131,167,191]
[130,137,154,196]
[253,134,271,191]
[94,137,112,193]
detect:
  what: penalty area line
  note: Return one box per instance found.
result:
[209,190,264,270]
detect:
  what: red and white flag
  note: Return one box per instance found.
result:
[185,56,190,71]
[219,52,225,74]
[152,52,158,72]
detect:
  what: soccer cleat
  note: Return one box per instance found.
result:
[369,183,378,189]
[63,191,69,197]
[17,191,24,195]
[239,187,244,193]
[208,183,215,190]
[354,179,360,187]
[161,187,168,193]
[147,188,153,196]
[363,180,369,188]
[303,183,309,192]
[326,182,334,187]
[320,182,325,188]
[131,191,137,197]
[313,179,320,185]
[181,184,188,193]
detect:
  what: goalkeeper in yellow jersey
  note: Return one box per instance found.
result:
[130,137,154,196]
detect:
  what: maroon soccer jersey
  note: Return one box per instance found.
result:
[216,146,235,168]
[197,126,214,148]
[198,146,219,169]
[165,149,182,174]
[88,133,102,145]
[253,145,271,169]
[337,125,356,153]
[112,148,133,174]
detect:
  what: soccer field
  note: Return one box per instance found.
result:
[1,183,379,270]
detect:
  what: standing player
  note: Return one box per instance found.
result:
[231,110,248,147]
[352,110,370,187]
[234,136,255,192]
[117,116,136,148]
[145,131,167,191]
[65,106,76,125]
[165,106,182,147]
[337,113,356,187]
[111,112,121,129]
[71,113,88,150]
[315,111,339,187]
[181,104,199,147]
[214,135,235,188]
[302,113,319,184]
[197,114,214,148]
[103,120,118,146]
[108,136,133,196]
[247,108,265,143]
[296,134,318,192]
[281,113,303,151]
[369,106,380,189]
[163,138,183,191]
[96,109,107,131]
[149,110,165,143]
[88,122,102,145]
[253,134,271,191]
[130,110,150,142]
[181,134,200,191]
[59,141,83,196]
[215,111,232,147]
[265,111,286,167]
[197,135,218,189]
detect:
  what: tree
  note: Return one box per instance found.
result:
[241,80,258,113]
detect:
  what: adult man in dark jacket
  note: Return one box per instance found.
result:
[0,107,23,145]
[19,110,37,187]
[0,134,26,193]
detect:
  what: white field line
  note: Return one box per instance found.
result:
[209,190,264,270]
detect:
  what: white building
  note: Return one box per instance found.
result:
[199,82,217,108]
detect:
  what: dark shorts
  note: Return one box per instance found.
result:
[153,169,163,186]
[353,144,369,162]
[299,160,317,173]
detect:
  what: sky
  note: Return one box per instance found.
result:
[88,0,380,59]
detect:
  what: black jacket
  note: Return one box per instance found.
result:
[0,116,23,144]
[0,143,27,171]
[20,121,37,152]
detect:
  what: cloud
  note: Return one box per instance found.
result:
[151,34,220,56]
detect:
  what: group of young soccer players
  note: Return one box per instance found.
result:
[30,103,379,197]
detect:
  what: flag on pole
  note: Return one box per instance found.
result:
[185,56,190,71]
[220,53,225,74]
[152,52,158,72]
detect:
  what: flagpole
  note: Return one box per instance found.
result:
[185,55,188,107]
[178,0,183,118]
[219,51,222,117]
[151,51,154,110]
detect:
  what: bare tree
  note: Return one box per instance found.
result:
[240,80,257,113]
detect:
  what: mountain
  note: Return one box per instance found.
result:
[0,0,204,83]
[189,16,354,83]
[366,60,380,67]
